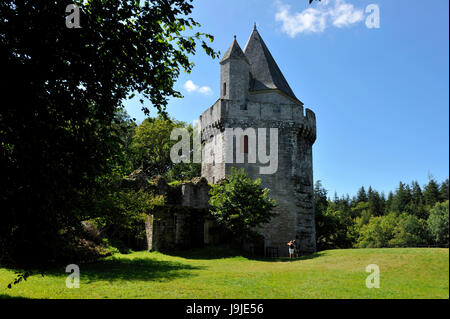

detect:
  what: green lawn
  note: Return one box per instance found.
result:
[0,247,448,299]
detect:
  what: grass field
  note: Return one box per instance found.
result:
[0,246,448,299]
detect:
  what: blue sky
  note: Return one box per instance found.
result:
[124,0,449,197]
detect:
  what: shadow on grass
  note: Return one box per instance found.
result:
[164,245,244,260]
[0,294,29,299]
[44,256,204,283]
[247,250,328,262]
[165,245,328,262]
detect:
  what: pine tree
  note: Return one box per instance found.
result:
[314,180,329,216]
[367,186,384,216]
[391,182,410,214]
[356,186,368,203]
[423,178,441,207]
[439,179,449,202]
[385,191,394,213]
[410,181,427,219]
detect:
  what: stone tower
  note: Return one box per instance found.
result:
[199,26,317,256]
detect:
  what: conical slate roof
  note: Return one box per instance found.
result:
[220,36,248,63]
[243,26,298,101]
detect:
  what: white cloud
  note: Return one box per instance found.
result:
[198,86,212,95]
[331,1,364,27]
[184,80,198,92]
[275,4,326,36]
[183,80,212,95]
[275,0,364,37]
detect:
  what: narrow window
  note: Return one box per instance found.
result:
[223,82,227,96]
[240,135,249,154]
[244,135,248,154]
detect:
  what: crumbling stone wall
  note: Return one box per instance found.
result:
[123,170,224,252]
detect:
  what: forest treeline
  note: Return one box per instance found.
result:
[314,178,449,250]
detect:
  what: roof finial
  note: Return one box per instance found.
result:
[254,22,257,31]
[234,35,236,40]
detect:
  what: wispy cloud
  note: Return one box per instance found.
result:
[275,0,364,37]
[183,80,212,95]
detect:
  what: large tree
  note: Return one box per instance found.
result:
[131,116,200,180]
[0,0,217,267]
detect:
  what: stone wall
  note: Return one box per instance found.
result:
[123,170,226,252]
[147,206,206,251]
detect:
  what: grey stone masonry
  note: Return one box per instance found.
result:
[200,26,317,256]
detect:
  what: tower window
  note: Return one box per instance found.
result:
[244,135,248,153]
[240,104,247,110]
[223,82,227,97]
[240,135,249,154]
[241,135,248,154]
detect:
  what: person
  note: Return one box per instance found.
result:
[287,240,295,259]
[294,240,300,258]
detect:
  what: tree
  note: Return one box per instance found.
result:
[427,201,449,246]
[132,116,184,177]
[314,180,332,249]
[208,168,277,244]
[423,178,441,208]
[316,206,356,250]
[314,183,355,250]
[131,116,200,180]
[408,181,427,219]
[0,0,217,267]
[385,191,394,213]
[367,186,385,217]
[390,182,411,214]
[351,201,370,219]
[314,180,328,216]
[357,213,398,248]
[356,186,368,203]
[110,108,138,177]
[439,179,449,202]
[91,189,164,252]
[390,214,429,247]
